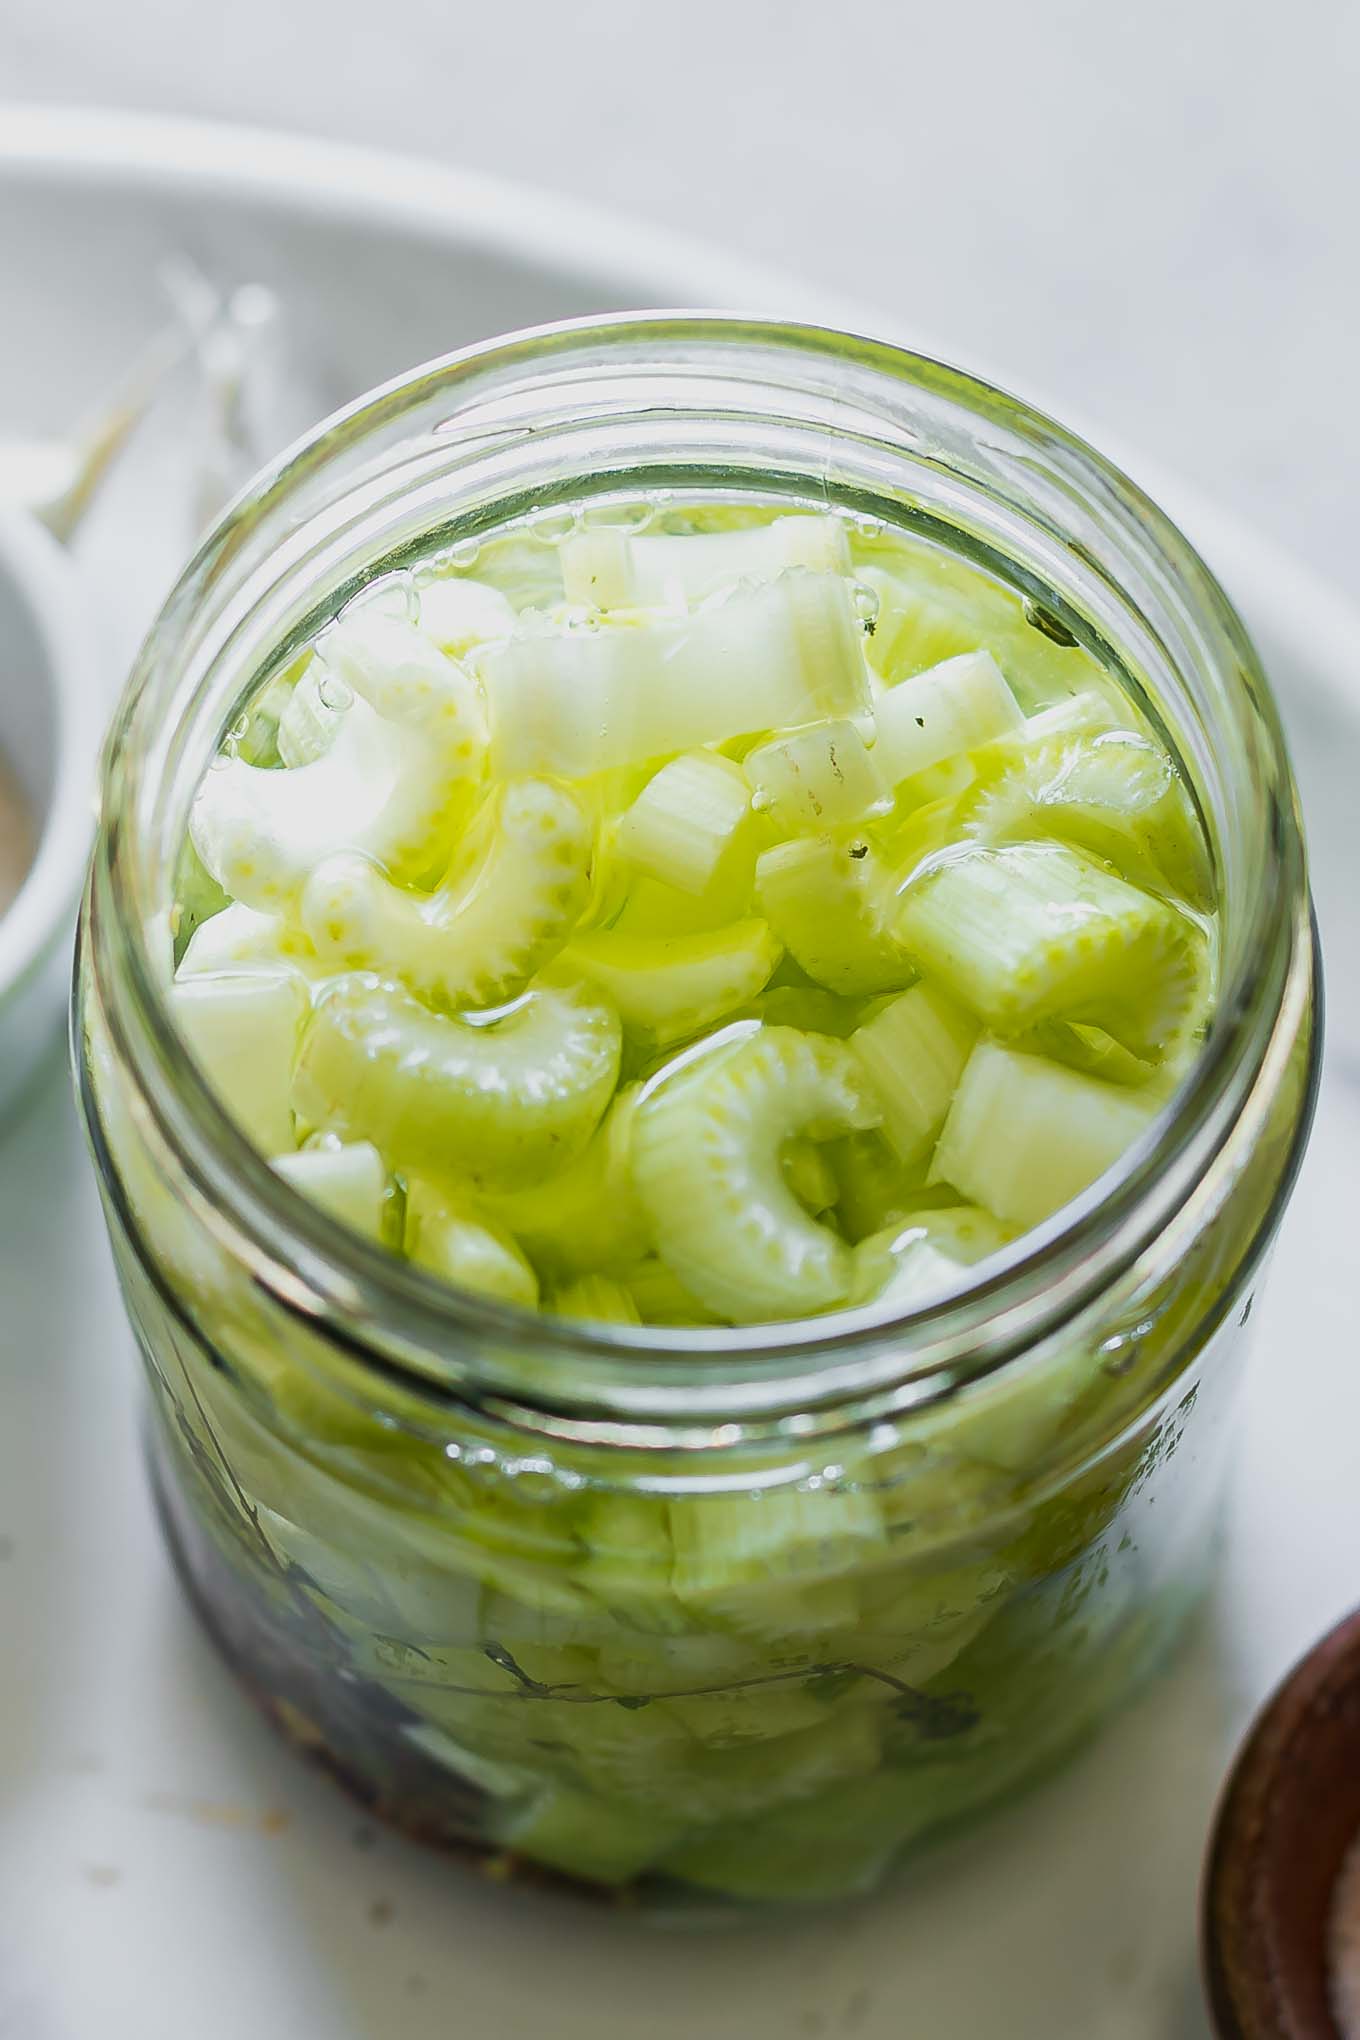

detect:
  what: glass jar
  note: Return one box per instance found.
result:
[74,316,1318,1910]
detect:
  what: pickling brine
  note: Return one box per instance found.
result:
[75,320,1316,1911]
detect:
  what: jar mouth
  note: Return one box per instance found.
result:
[88,312,1314,1434]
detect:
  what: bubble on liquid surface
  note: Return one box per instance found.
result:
[851,580,881,625]
[530,507,580,547]
[317,670,354,714]
[580,498,654,535]
[342,571,416,625]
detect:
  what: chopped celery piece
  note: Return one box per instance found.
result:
[499,1785,686,1887]
[478,1087,647,1278]
[825,1129,928,1241]
[191,626,486,910]
[669,1483,884,1627]
[756,834,913,995]
[563,920,781,1047]
[931,1039,1158,1226]
[613,750,752,896]
[276,660,343,768]
[483,570,869,777]
[561,513,849,609]
[550,1275,642,1326]
[177,902,322,980]
[622,1257,727,1325]
[415,575,516,655]
[782,1136,839,1215]
[301,777,593,1010]
[851,1206,1011,1309]
[896,840,1197,1058]
[292,975,621,1190]
[632,1027,880,1321]
[965,727,1212,907]
[873,650,1024,788]
[850,984,978,1165]
[405,1180,539,1308]
[170,969,308,1154]
[272,1138,388,1238]
[744,718,887,833]
[649,1706,882,1822]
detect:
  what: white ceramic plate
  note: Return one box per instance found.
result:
[0,109,1355,2040]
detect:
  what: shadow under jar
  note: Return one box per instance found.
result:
[74,316,1318,1911]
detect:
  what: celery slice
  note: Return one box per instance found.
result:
[302,777,592,1010]
[850,1205,1012,1311]
[550,1275,643,1326]
[477,1088,647,1279]
[177,902,322,980]
[483,570,869,777]
[825,1130,928,1241]
[964,727,1212,907]
[292,975,621,1189]
[850,984,978,1165]
[896,840,1197,1057]
[873,650,1024,789]
[632,1027,879,1322]
[622,1257,727,1326]
[170,969,309,1154]
[499,1786,686,1886]
[415,575,516,656]
[561,513,849,610]
[931,1039,1158,1226]
[276,660,343,768]
[405,1179,539,1308]
[562,920,781,1046]
[782,1136,839,1216]
[271,1138,388,1238]
[744,718,887,833]
[613,749,752,896]
[756,834,913,996]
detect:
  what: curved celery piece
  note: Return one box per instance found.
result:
[404,1178,539,1308]
[782,1136,839,1216]
[498,1787,686,1887]
[562,919,781,1047]
[414,575,517,656]
[824,1130,925,1241]
[622,1257,727,1326]
[631,1026,880,1321]
[744,718,887,834]
[964,727,1213,908]
[873,650,1024,790]
[896,840,1198,1058]
[477,1088,648,1279]
[177,902,325,980]
[482,570,870,777]
[756,834,913,995]
[851,1205,1013,1310]
[560,513,849,610]
[302,778,593,1010]
[613,750,752,896]
[191,617,486,911]
[550,1275,643,1326]
[271,1139,389,1239]
[850,983,978,1165]
[276,660,344,768]
[669,1481,884,1641]
[931,1039,1158,1227]
[169,969,309,1155]
[292,974,621,1190]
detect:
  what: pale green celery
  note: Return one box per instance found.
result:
[499,1786,688,1886]
[482,570,869,777]
[782,1136,839,1215]
[964,728,1212,907]
[405,1179,539,1308]
[562,920,781,1047]
[631,1026,879,1321]
[615,1699,883,1824]
[660,1775,906,1903]
[302,778,593,1010]
[596,1633,773,1697]
[825,1130,928,1241]
[477,1088,648,1278]
[177,902,324,979]
[550,1275,642,1325]
[858,551,1097,701]
[169,969,309,1154]
[668,1482,883,1639]
[277,660,343,767]
[896,840,1197,1057]
[292,975,621,1190]
[743,718,887,833]
[271,1139,388,1238]
[191,633,486,910]
[607,871,758,940]
[613,750,752,896]
[850,1231,974,1311]
[850,983,978,1164]
[414,575,517,656]
[561,513,849,609]
[932,1039,1158,1227]
[876,790,972,889]
[623,1256,727,1325]
[661,1678,837,1749]
[571,1494,688,1632]
[754,983,866,1037]
[756,835,913,995]
[873,650,1024,789]
[1020,1019,1157,1087]
[858,564,990,681]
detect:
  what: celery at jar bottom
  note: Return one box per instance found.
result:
[75,318,1318,1910]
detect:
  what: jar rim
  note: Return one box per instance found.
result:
[85,312,1315,1437]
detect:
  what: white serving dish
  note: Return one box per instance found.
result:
[0,107,1355,2040]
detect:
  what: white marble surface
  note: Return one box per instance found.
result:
[4,0,1360,591]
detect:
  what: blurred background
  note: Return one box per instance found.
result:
[5,0,1358,582]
